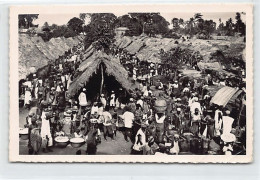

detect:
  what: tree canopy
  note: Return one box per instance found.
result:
[18,14,39,28]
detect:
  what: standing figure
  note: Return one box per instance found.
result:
[78,88,88,116]
[109,91,116,108]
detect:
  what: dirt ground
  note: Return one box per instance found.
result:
[19,107,132,155]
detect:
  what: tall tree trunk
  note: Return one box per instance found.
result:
[100,64,104,95]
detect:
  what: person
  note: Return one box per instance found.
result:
[190,97,202,115]
[158,80,163,90]
[78,88,88,115]
[169,134,180,155]
[102,106,114,141]
[100,94,107,108]
[222,110,234,135]
[28,116,41,155]
[91,102,99,115]
[143,86,152,97]
[109,91,116,108]
[190,108,202,136]
[86,122,99,155]
[74,129,83,138]
[214,106,223,136]
[132,123,147,155]
[202,111,215,139]
[143,136,159,155]
[24,87,32,109]
[173,108,185,133]
[154,111,167,144]
[136,96,144,109]
[40,108,53,153]
[128,98,136,113]
[120,106,134,142]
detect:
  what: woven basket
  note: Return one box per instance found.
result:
[154,99,167,113]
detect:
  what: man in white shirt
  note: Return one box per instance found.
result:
[190,97,202,115]
[120,106,135,142]
[102,107,114,140]
[78,88,88,116]
[136,96,144,108]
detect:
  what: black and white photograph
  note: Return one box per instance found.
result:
[9,4,253,163]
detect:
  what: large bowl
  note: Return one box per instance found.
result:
[55,136,69,148]
[70,137,85,148]
[19,128,29,140]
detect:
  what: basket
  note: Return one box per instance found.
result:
[55,136,69,148]
[70,137,85,148]
[154,99,167,113]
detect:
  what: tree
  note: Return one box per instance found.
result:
[67,17,84,34]
[203,20,216,36]
[18,14,39,28]
[129,13,169,36]
[225,18,234,36]
[235,12,246,36]
[172,18,179,31]
[83,13,117,53]
[42,22,50,32]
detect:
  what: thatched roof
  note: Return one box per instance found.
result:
[19,34,50,80]
[19,34,84,80]
[68,51,133,97]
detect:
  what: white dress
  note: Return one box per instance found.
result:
[110,94,116,106]
[222,116,234,135]
[78,92,88,106]
[24,90,32,105]
[40,112,53,146]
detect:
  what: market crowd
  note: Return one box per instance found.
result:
[20,43,246,156]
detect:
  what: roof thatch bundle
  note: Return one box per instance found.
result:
[68,51,133,97]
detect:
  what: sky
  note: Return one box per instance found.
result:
[33,12,246,28]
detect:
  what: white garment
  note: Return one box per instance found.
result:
[133,128,146,151]
[100,97,107,108]
[110,94,116,106]
[34,87,38,99]
[122,111,134,128]
[56,85,62,92]
[40,112,53,146]
[102,111,112,126]
[155,114,166,124]
[136,99,144,108]
[222,116,234,135]
[24,90,32,105]
[214,110,223,136]
[66,75,72,90]
[183,87,190,92]
[78,92,88,106]
[169,141,180,155]
[173,83,179,89]
[23,81,32,88]
[143,90,152,97]
[91,106,98,115]
[190,102,202,114]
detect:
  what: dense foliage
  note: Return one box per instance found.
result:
[19,12,246,43]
